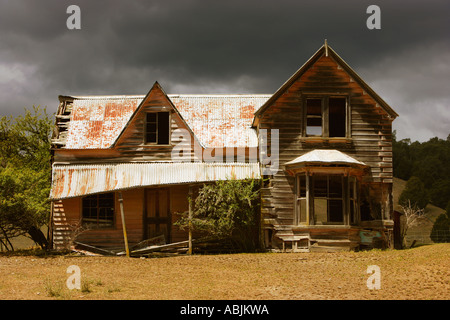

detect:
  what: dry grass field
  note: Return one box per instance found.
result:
[0,243,448,300]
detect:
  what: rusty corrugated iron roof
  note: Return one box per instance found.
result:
[64,96,143,149]
[169,94,270,148]
[50,162,261,200]
[60,94,270,149]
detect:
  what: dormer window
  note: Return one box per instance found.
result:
[145,112,170,145]
[304,96,349,138]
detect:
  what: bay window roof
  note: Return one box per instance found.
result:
[285,149,367,168]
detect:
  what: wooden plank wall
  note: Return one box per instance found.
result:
[52,187,193,250]
[52,198,80,250]
[170,185,191,243]
[259,54,394,229]
[53,190,144,250]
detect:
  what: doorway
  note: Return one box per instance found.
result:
[145,188,171,242]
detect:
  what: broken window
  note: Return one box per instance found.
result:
[82,193,115,228]
[145,112,170,145]
[306,98,323,136]
[304,96,348,138]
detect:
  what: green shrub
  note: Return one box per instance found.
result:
[430,213,450,243]
[176,179,261,252]
[399,176,429,210]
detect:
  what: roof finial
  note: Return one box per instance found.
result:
[325,39,328,56]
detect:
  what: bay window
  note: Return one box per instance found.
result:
[295,172,360,226]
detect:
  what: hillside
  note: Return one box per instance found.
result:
[393,177,446,246]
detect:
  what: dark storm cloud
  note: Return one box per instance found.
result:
[0,0,449,142]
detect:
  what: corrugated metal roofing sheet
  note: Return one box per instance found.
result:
[169,95,270,148]
[50,162,261,200]
[62,94,270,149]
[64,97,142,149]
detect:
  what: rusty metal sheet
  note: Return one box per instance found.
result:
[169,94,270,148]
[64,96,143,149]
[62,94,270,149]
[50,162,261,200]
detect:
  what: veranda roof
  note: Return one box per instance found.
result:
[50,162,260,200]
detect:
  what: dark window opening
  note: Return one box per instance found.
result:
[146,112,170,144]
[360,201,373,221]
[329,97,346,137]
[304,96,348,138]
[82,193,114,228]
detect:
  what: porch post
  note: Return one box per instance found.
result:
[188,186,193,255]
[306,170,311,225]
[118,192,130,257]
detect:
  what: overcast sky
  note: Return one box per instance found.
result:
[0,0,448,142]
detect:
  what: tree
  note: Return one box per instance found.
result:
[399,200,426,248]
[399,176,429,210]
[430,213,450,243]
[430,202,450,243]
[392,132,413,180]
[393,134,450,204]
[429,179,450,209]
[176,179,261,252]
[0,106,53,250]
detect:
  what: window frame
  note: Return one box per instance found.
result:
[311,174,345,225]
[294,174,308,225]
[144,111,171,145]
[81,192,115,229]
[294,171,360,226]
[301,94,350,139]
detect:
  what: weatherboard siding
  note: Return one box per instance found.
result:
[52,187,192,250]
[52,190,144,250]
[259,54,394,233]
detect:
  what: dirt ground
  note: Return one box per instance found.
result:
[0,243,448,300]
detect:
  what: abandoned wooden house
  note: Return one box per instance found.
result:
[49,42,398,253]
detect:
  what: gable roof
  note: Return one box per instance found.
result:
[111,81,202,149]
[252,42,398,128]
[57,85,270,150]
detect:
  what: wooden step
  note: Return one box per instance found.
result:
[310,238,359,252]
[309,245,352,253]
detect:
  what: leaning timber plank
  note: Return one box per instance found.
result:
[71,248,103,256]
[73,241,117,256]
[117,240,190,256]
[130,235,166,251]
